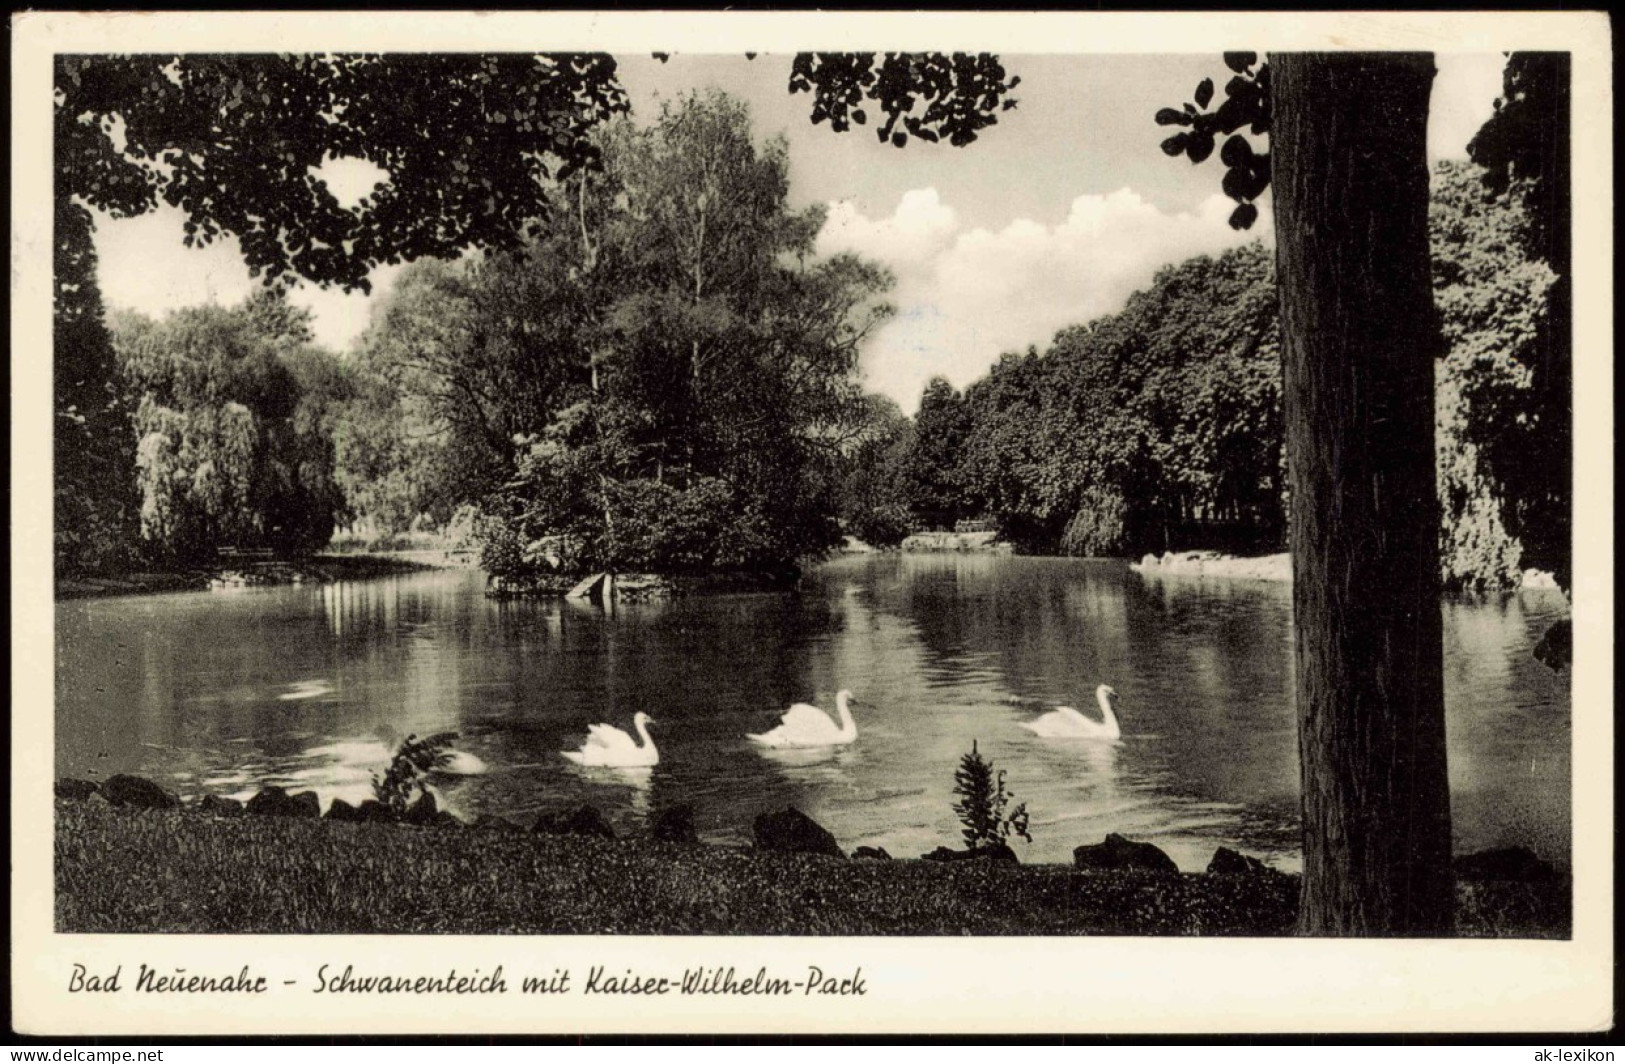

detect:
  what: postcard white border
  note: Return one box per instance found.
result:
[10,10,1614,1036]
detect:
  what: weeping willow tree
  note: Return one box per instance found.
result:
[111,292,350,561]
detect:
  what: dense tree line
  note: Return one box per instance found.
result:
[846,156,1564,594]
[55,54,1568,600]
[57,86,890,579]
[54,85,892,580]
[1464,54,1571,593]
[1431,158,1560,592]
[846,242,1283,557]
[63,93,1563,599]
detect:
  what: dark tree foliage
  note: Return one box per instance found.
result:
[361,92,892,577]
[54,202,138,576]
[110,292,352,560]
[1467,54,1572,595]
[787,48,1281,556]
[1157,53,1272,230]
[902,378,974,531]
[836,394,916,548]
[789,53,1019,149]
[56,53,629,292]
[885,174,1543,585]
[54,53,630,574]
[954,245,1283,557]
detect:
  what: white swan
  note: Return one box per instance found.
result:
[278,679,334,701]
[562,712,658,767]
[436,749,488,776]
[1022,684,1122,741]
[748,690,858,748]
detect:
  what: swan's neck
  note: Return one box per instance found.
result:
[835,694,856,737]
[1095,691,1120,735]
[634,718,655,750]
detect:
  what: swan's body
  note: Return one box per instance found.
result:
[748,690,857,749]
[278,679,333,701]
[436,749,488,776]
[1022,685,1121,741]
[562,712,658,767]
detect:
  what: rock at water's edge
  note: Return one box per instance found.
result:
[853,845,892,861]
[199,794,245,818]
[55,778,100,801]
[1207,846,1278,876]
[246,786,320,819]
[101,775,179,810]
[651,803,699,845]
[403,792,439,826]
[1073,833,1179,875]
[753,807,844,859]
[534,804,617,840]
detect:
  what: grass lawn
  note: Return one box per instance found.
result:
[55,802,1568,937]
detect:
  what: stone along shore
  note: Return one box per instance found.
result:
[54,775,1569,937]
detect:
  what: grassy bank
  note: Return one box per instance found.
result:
[55,802,1568,937]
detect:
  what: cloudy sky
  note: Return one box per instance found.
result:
[92,52,1507,411]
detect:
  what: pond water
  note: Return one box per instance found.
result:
[55,555,1572,871]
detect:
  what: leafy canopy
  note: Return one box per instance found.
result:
[56,54,630,293]
[1155,53,1272,230]
[789,52,1019,148]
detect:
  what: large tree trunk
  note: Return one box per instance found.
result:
[1270,53,1454,935]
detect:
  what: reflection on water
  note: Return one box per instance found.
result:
[56,556,1572,870]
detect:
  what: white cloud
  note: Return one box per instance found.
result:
[93,205,398,353]
[312,155,389,210]
[1429,54,1507,164]
[819,187,1273,411]
[819,187,960,268]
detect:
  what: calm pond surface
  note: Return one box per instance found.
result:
[56,555,1572,870]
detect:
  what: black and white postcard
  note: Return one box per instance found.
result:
[11,10,1613,1037]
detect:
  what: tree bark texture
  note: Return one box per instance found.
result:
[1270,53,1454,935]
